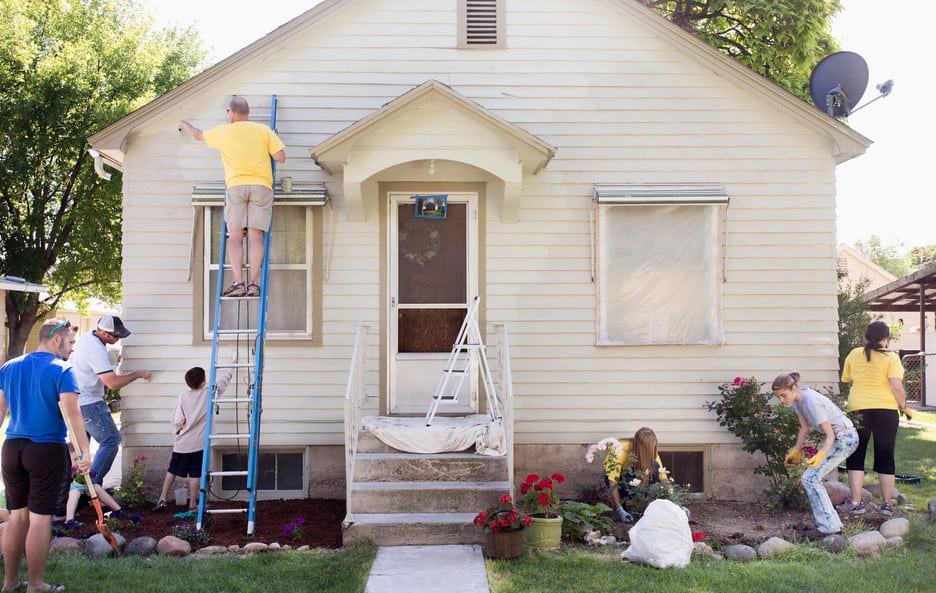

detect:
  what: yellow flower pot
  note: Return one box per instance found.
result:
[525,515,562,550]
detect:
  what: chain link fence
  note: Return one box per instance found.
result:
[902,352,936,407]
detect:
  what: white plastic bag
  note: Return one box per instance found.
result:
[621,499,693,568]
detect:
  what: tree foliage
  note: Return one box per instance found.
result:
[640,0,842,100]
[853,235,910,278]
[836,267,872,395]
[908,244,936,271]
[0,0,205,358]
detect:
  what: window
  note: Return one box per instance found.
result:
[458,0,505,48]
[192,182,325,341]
[659,451,705,493]
[595,185,727,345]
[221,451,305,494]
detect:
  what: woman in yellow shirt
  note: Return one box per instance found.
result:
[603,427,669,522]
[839,321,907,516]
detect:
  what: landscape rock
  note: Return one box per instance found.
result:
[848,531,886,558]
[865,483,901,503]
[878,517,910,538]
[723,544,756,561]
[691,542,722,561]
[157,535,192,557]
[757,537,794,558]
[927,498,936,521]
[84,533,126,558]
[824,480,851,506]
[197,545,229,555]
[820,534,847,553]
[228,545,241,553]
[50,537,83,554]
[269,542,282,551]
[125,536,157,557]
[884,536,903,549]
[243,542,269,554]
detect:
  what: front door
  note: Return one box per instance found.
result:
[388,192,479,415]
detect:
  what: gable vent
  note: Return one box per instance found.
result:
[459,0,504,48]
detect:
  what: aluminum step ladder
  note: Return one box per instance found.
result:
[197,95,278,536]
[425,296,502,426]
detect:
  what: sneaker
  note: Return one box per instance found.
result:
[880,502,895,516]
[64,520,84,530]
[152,499,167,512]
[246,283,260,297]
[836,499,865,515]
[223,282,246,297]
[616,507,634,523]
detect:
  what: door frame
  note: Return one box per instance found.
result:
[386,190,480,416]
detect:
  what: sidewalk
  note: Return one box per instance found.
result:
[364,545,490,593]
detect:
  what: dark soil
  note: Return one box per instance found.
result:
[58,498,344,550]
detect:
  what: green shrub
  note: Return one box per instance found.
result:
[559,500,613,542]
[705,377,808,509]
[116,455,148,509]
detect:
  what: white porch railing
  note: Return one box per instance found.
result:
[342,323,370,527]
[493,323,515,498]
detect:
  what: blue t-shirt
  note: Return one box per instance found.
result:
[0,351,79,443]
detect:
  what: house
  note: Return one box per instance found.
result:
[22,299,121,354]
[87,0,870,513]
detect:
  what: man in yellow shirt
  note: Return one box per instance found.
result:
[180,97,286,297]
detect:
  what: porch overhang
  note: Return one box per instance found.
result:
[310,80,555,222]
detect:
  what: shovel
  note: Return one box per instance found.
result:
[58,401,119,553]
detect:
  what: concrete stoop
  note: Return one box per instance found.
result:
[343,430,509,546]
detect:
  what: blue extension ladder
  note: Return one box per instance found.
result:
[197,95,278,536]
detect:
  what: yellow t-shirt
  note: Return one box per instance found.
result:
[841,347,904,412]
[203,121,285,188]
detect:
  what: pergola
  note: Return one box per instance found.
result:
[863,261,936,406]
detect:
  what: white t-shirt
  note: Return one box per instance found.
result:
[792,386,854,434]
[70,331,114,406]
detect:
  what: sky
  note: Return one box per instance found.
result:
[149,0,933,251]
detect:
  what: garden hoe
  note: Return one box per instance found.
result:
[58,401,120,553]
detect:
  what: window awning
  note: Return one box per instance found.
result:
[191,181,328,206]
[594,184,729,205]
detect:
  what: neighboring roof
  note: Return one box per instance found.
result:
[863,261,936,312]
[0,276,46,294]
[87,0,870,167]
[837,242,896,289]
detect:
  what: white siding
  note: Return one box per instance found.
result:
[116,0,847,455]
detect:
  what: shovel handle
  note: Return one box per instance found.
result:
[58,401,98,499]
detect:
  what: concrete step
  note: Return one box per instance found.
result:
[348,480,510,514]
[343,512,483,546]
[354,452,507,483]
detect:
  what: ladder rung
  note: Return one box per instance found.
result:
[205,508,248,515]
[212,397,254,404]
[215,362,254,369]
[432,394,458,401]
[210,433,252,440]
[210,470,249,477]
[443,368,469,375]
[216,329,258,336]
[221,294,259,300]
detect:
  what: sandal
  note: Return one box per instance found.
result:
[152,499,167,512]
[246,283,261,297]
[222,282,246,297]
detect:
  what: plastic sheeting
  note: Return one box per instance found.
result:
[361,415,506,456]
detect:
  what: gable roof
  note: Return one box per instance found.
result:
[87,0,870,166]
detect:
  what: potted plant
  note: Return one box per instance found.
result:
[520,472,565,550]
[474,493,531,559]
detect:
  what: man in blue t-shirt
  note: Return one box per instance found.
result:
[0,318,92,593]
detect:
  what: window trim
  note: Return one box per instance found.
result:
[216,448,307,501]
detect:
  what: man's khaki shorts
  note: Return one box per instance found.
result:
[225,185,274,231]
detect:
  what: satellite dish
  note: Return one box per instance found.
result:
[809,51,869,118]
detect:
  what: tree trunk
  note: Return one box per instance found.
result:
[4,291,41,361]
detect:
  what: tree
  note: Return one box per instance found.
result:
[837,268,871,396]
[907,244,936,271]
[853,235,910,278]
[0,0,205,359]
[640,0,842,100]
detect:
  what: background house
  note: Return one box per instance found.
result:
[88,0,869,504]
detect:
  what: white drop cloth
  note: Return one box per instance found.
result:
[362,415,506,456]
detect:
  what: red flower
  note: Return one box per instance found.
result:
[506,510,517,523]
[693,532,707,542]
[473,511,487,527]
[499,493,513,505]
[521,516,532,528]
[519,482,531,495]
[524,474,538,485]
[536,478,553,491]
[551,473,565,484]
[537,492,552,507]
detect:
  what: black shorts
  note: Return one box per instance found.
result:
[168,451,204,478]
[1,439,69,515]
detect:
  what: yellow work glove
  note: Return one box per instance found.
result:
[783,448,803,468]
[804,450,826,469]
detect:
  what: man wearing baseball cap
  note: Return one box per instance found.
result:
[71,316,150,485]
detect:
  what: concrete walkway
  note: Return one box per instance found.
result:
[364,545,490,593]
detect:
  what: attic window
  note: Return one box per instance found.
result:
[458,0,505,48]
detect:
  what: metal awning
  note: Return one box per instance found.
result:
[191,181,327,206]
[594,184,729,205]
[863,261,936,313]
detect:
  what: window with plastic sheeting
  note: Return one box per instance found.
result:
[595,186,727,345]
